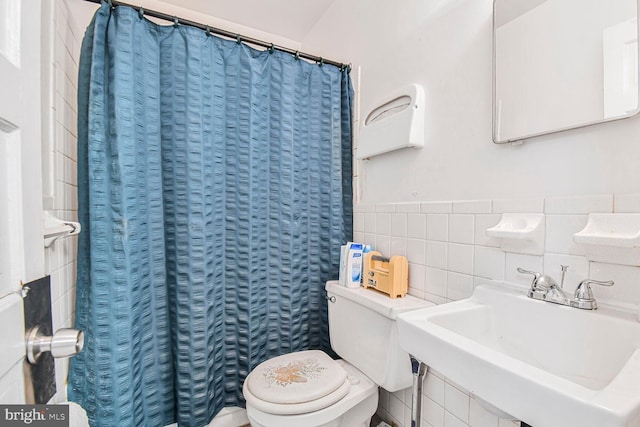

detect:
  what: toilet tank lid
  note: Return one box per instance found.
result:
[325,281,434,320]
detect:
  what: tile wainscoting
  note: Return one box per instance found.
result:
[354,194,640,427]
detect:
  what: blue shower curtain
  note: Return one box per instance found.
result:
[68,4,353,427]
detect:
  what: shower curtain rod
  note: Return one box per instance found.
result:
[84,0,350,70]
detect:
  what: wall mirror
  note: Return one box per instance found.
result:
[493,0,640,143]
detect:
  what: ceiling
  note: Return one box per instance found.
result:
[157,0,337,43]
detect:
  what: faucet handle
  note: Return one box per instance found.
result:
[574,279,614,301]
[517,267,540,279]
[517,267,540,289]
[517,267,556,291]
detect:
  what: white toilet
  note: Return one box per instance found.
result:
[242,280,434,427]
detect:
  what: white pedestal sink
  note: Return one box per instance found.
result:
[397,284,640,427]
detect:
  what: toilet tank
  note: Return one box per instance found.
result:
[325,281,434,392]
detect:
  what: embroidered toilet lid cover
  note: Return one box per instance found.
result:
[246,350,348,405]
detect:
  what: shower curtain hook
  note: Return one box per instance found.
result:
[269,43,275,54]
[138,7,144,19]
[236,34,242,44]
[173,17,179,27]
[205,25,211,37]
[295,51,300,61]
[318,58,324,67]
[107,0,113,9]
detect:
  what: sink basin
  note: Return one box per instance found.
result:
[397,284,640,427]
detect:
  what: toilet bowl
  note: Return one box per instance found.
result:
[62,401,89,427]
[244,355,377,427]
[242,281,434,427]
[166,406,250,427]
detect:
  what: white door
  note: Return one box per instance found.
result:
[0,0,45,402]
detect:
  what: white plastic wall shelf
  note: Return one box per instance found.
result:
[486,213,545,255]
[573,213,640,266]
[357,84,424,159]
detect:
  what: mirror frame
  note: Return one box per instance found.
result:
[492,0,640,144]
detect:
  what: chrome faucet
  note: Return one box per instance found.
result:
[517,267,566,303]
[517,266,614,310]
[571,279,614,310]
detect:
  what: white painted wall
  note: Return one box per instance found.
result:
[66,0,303,51]
[302,0,640,203]
[157,0,335,43]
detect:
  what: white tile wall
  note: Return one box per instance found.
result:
[469,398,500,427]
[545,215,588,256]
[426,241,448,270]
[473,214,501,248]
[409,264,426,297]
[408,213,428,240]
[377,213,392,236]
[504,253,543,288]
[391,214,408,237]
[391,236,408,258]
[359,194,640,427]
[473,246,505,281]
[446,272,473,303]
[354,212,365,232]
[447,244,473,275]
[427,214,449,242]
[589,262,640,310]
[45,0,81,403]
[422,395,445,427]
[377,236,391,259]
[365,212,376,233]
[448,215,474,245]
[444,381,469,423]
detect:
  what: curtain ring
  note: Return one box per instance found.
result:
[236,35,242,44]
[269,43,275,54]
[205,25,211,37]
[138,7,144,19]
[295,51,300,61]
[173,17,179,27]
[318,58,324,67]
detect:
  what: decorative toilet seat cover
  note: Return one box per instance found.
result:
[246,350,348,405]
